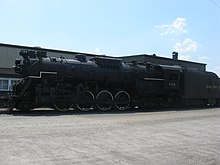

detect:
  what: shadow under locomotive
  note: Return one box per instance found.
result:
[2,50,220,113]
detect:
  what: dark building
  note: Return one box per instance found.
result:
[0,43,206,96]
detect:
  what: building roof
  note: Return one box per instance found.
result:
[0,43,102,57]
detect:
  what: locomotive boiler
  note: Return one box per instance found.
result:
[5,50,220,112]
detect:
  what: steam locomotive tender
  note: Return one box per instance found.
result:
[7,50,220,112]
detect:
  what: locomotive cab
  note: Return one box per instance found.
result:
[161,65,182,90]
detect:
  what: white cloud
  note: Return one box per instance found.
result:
[156,17,187,36]
[94,48,101,54]
[198,56,210,61]
[173,38,198,53]
[198,56,210,63]
[178,55,193,61]
[213,66,220,77]
[85,48,103,55]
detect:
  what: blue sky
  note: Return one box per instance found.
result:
[0,0,220,75]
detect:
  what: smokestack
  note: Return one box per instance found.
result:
[172,52,178,60]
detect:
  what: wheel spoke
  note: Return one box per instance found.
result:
[76,90,95,111]
[96,90,113,111]
[115,91,130,110]
[53,103,73,112]
[53,84,74,112]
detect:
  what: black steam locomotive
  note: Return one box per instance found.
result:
[6,50,220,112]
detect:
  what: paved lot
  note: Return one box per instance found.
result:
[0,108,220,165]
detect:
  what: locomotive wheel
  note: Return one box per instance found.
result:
[4,95,14,113]
[53,103,73,112]
[53,95,74,112]
[53,83,75,112]
[18,101,32,112]
[53,98,74,111]
[76,90,95,111]
[96,90,114,111]
[115,91,130,110]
